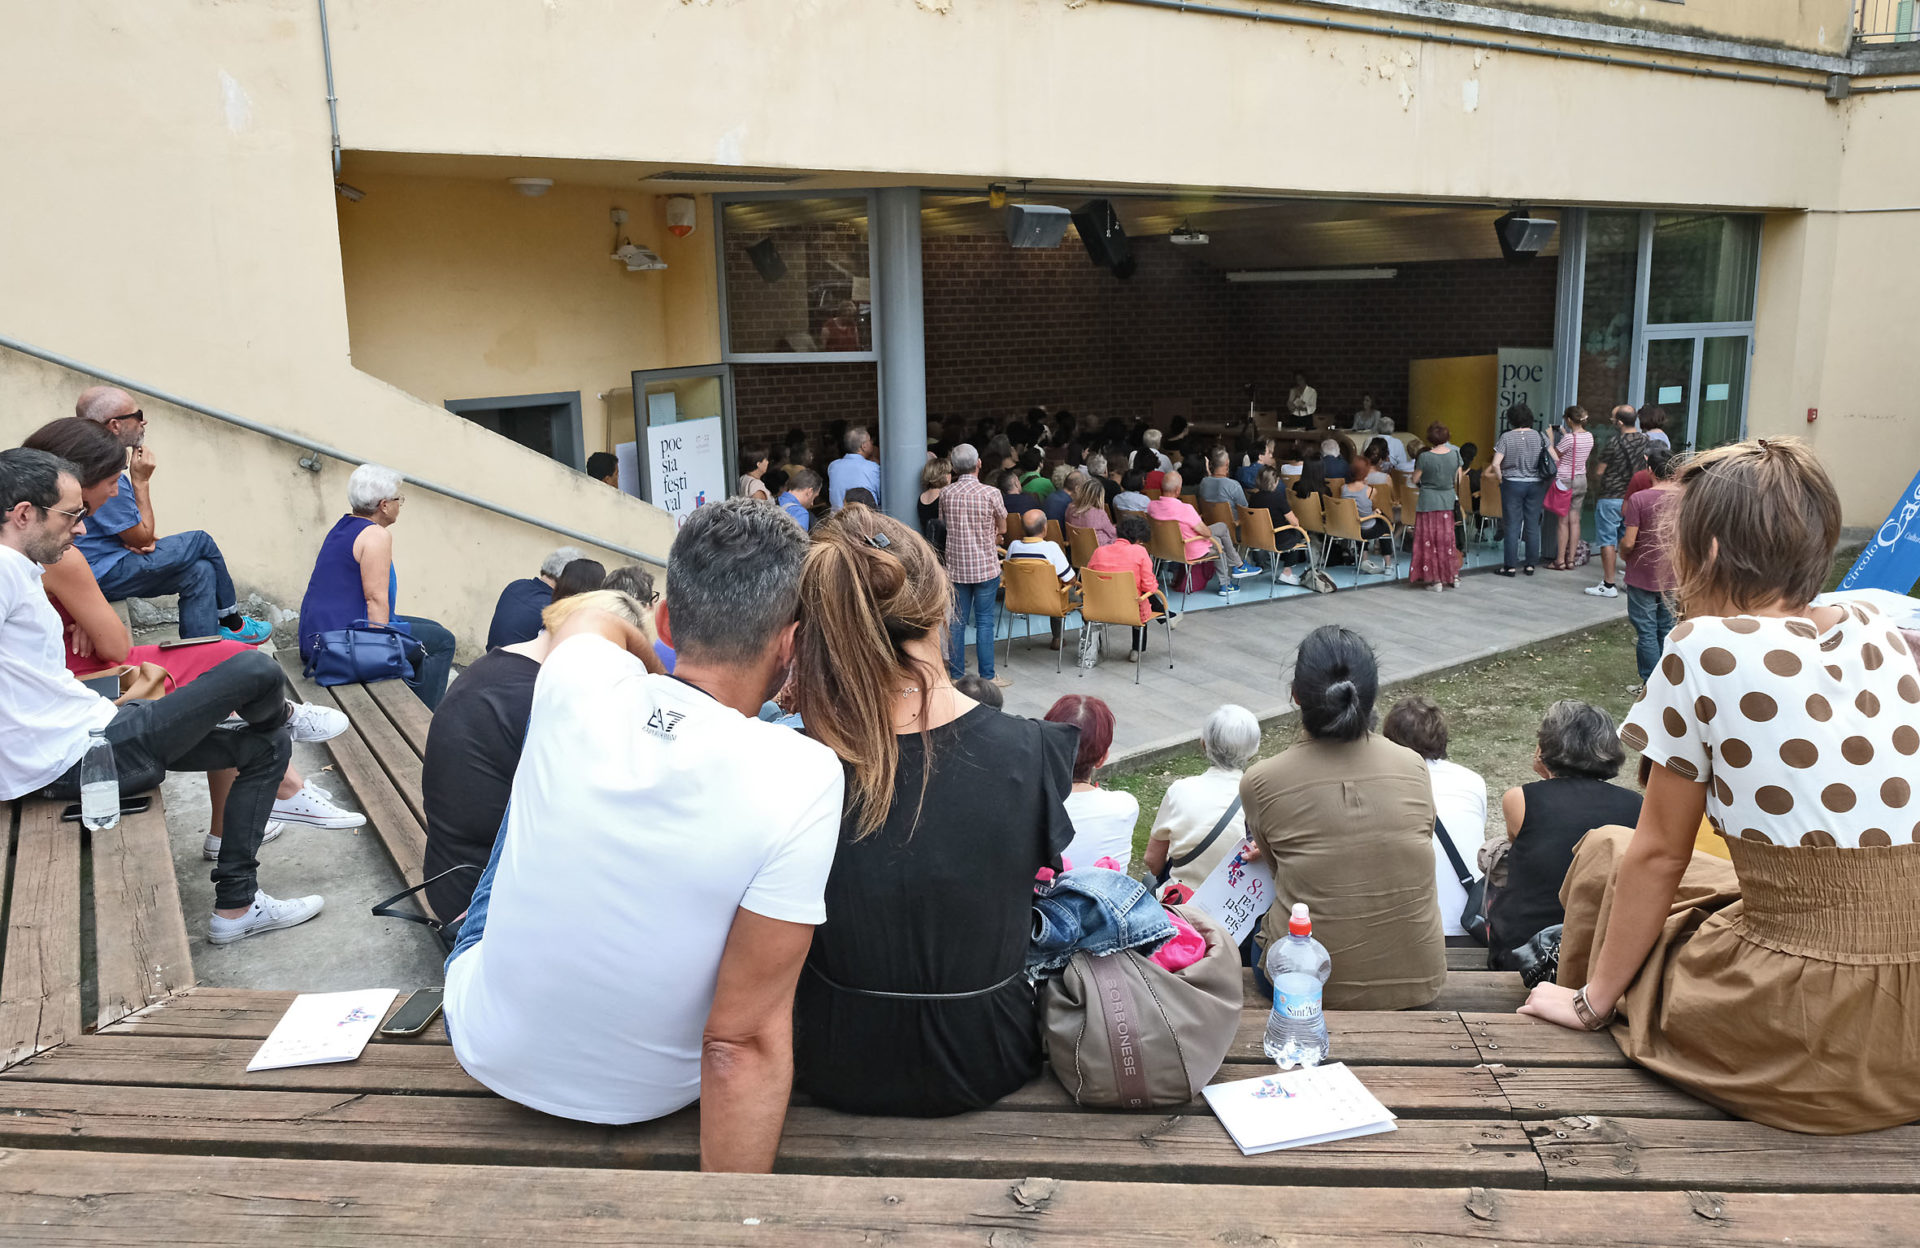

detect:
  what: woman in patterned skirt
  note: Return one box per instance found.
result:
[1408,423,1462,591]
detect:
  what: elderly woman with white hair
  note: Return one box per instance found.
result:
[1144,704,1261,893]
[298,463,458,708]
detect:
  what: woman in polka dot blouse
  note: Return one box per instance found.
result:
[1519,438,1920,1134]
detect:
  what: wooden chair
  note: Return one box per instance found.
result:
[1373,482,1407,554]
[1291,489,1327,574]
[1234,504,1310,599]
[1078,568,1172,685]
[1144,488,1163,501]
[1197,498,1238,543]
[1064,522,1100,571]
[1146,517,1213,611]
[1325,476,1346,498]
[1475,473,1504,544]
[1179,493,1199,511]
[1044,519,1064,547]
[1323,495,1396,586]
[1003,512,1025,545]
[1000,558,1077,674]
[1395,477,1422,557]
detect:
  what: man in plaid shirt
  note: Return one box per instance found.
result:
[939,444,1011,688]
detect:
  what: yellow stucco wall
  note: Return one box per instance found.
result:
[337,175,718,458]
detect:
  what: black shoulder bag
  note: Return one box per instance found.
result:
[1434,816,1489,946]
[1156,797,1244,888]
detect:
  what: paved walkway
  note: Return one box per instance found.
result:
[993,563,1629,760]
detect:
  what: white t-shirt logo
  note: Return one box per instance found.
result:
[645,707,687,739]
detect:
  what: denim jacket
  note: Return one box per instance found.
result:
[1028,867,1176,977]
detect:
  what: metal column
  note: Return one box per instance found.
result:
[1550,208,1586,424]
[875,187,927,525]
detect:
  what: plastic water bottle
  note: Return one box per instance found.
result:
[78,730,120,832]
[1262,903,1332,1068]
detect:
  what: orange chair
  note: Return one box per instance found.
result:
[1000,557,1078,675]
[1322,495,1396,586]
[1064,522,1100,571]
[1147,517,1214,611]
[1079,568,1171,685]
[1291,489,1327,576]
[1044,519,1064,547]
[1234,504,1310,599]
[1197,498,1238,543]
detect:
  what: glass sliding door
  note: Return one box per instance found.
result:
[1695,335,1751,451]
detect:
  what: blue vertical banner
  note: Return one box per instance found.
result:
[1840,467,1920,594]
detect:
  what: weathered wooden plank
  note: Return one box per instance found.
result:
[999,1062,1507,1118]
[0,801,81,1068]
[0,803,14,973]
[1447,944,1490,971]
[103,988,447,1044]
[88,795,194,1031]
[330,682,427,827]
[278,657,425,886]
[0,1033,483,1096]
[1229,1009,1479,1065]
[4,1153,1914,1247]
[1530,1117,1920,1192]
[0,1081,1541,1185]
[1236,968,1526,1013]
[1493,1066,1731,1121]
[1461,1013,1630,1067]
[365,676,433,759]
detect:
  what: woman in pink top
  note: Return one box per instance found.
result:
[1062,476,1116,546]
[1086,514,1174,661]
[1549,407,1594,571]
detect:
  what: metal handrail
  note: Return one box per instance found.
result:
[1856,0,1920,44]
[0,331,665,570]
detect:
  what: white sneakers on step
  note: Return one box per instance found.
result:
[208,890,325,944]
[271,781,365,828]
[203,820,284,861]
[285,701,350,742]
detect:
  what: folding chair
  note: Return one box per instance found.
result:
[1000,558,1078,675]
[1234,505,1310,600]
[1322,495,1397,587]
[1079,568,1172,686]
[1064,522,1100,571]
[1147,517,1215,612]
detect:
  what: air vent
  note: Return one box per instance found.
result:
[645,170,808,186]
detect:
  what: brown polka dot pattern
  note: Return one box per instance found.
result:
[1900,675,1920,704]
[1755,785,1794,815]
[1841,736,1875,766]
[1662,708,1687,738]
[1738,692,1777,722]
[1713,776,1734,806]
[1701,647,1737,676]
[1726,618,1761,634]
[1695,696,1716,723]
[1720,739,1753,768]
[1863,643,1885,671]
[1666,756,1699,781]
[1779,739,1819,769]
[1856,690,1881,718]
[1806,694,1833,722]
[1784,620,1817,639]
[1763,650,1801,677]
[1895,726,1920,756]
[1889,631,1909,655]
[1670,620,1694,643]
[1619,722,1648,752]
[1821,632,1845,653]
[1821,784,1857,813]
[1661,653,1685,686]
[1800,830,1837,848]
[1827,665,1844,681]
[1883,778,1911,809]
[1862,829,1893,848]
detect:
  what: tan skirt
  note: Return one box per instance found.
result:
[1557,826,1920,1134]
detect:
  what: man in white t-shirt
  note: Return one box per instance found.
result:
[1382,696,1487,937]
[444,497,843,1171]
[0,448,337,945]
[1006,509,1076,651]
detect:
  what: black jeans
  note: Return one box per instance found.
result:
[47,649,291,909]
[1131,592,1172,652]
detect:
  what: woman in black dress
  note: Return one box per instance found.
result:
[789,504,1076,1116]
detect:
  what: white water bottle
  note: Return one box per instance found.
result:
[78,730,120,832]
[1262,903,1332,1069]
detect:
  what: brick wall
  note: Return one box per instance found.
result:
[1228,260,1557,427]
[729,241,1557,451]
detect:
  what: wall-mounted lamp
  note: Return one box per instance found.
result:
[665,195,697,238]
[508,177,554,197]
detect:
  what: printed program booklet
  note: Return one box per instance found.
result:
[1202,1062,1397,1154]
[247,989,399,1072]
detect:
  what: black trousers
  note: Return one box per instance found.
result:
[47,649,291,909]
[1131,592,1172,652]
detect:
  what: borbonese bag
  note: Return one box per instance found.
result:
[1041,904,1243,1110]
[303,618,421,687]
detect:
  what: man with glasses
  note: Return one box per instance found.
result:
[73,386,270,644]
[0,448,342,943]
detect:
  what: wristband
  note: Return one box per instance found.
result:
[1572,986,1616,1031]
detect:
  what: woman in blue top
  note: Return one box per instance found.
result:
[298,464,457,708]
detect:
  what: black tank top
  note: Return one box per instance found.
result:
[1490,777,1643,953]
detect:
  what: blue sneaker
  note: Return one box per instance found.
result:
[1230,562,1261,579]
[1217,582,1242,597]
[220,616,273,644]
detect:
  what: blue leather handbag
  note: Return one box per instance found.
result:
[302,618,421,686]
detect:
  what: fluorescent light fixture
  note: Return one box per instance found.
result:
[1226,268,1398,283]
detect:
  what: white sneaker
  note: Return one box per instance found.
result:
[272,781,365,829]
[1584,583,1620,599]
[1278,567,1302,586]
[1359,559,1385,575]
[202,821,284,861]
[284,701,349,743]
[207,890,324,944]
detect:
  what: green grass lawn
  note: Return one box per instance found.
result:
[1104,545,1873,867]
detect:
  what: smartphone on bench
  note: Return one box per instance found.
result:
[378,988,444,1037]
[60,795,152,823]
[158,636,225,649]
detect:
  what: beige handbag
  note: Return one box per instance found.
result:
[92,662,173,705]
[1040,903,1244,1110]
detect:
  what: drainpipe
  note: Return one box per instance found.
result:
[319,0,342,180]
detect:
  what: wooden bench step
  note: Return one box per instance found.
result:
[7,1151,1914,1246]
[0,800,80,1068]
[1530,1116,1920,1192]
[1238,966,1527,1013]
[88,798,193,1032]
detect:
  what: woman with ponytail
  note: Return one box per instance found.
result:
[789,504,1078,1116]
[1241,625,1448,1009]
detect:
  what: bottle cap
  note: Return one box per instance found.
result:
[1288,903,1311,936]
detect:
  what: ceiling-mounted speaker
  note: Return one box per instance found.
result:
[1071,199,1135,278]
[1006,203,1072,248]
[746,237,787,282]
[1494,210,1557,262]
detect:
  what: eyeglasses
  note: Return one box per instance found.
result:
[116,410,145,424]
[44,505,89,523]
